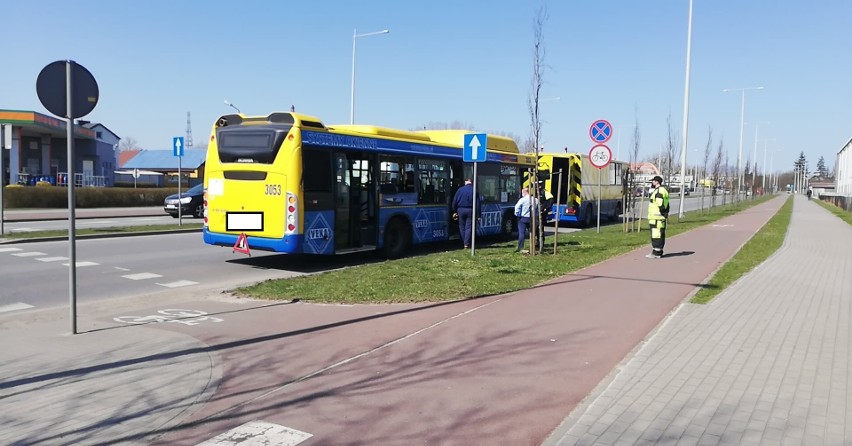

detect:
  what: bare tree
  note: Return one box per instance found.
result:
[119,136,139,152]
[527,4,548,254]
[722,149,729,206]
[664,112,680,186]
[629,118,642,232]
[711,138,724,209]
[700,127,712,214]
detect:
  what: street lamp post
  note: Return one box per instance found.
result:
[722,86,764,202]
[751,121,769,198]
[677,0,694,218]
[223,100,241,114]
[350,28,389,125]
[761,139,776,193]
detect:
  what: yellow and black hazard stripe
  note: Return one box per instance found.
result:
[568,154,582,208]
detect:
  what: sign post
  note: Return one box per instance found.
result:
[173,137,185,226]
[589,143,613,234]
[0,125,5,236]
[36,60,99,335]
[463,133,486,256]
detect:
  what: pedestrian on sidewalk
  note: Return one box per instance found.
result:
[514,187,538,253]
[646,175,669,259]
[452,178,476,249]
[536,183,554,252]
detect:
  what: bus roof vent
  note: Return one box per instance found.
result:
[300,120,326,129]
[216,114,243,128]
[267,113,295,125]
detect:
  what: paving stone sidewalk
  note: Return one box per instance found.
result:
[544,195,852,445]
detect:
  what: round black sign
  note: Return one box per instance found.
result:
[36,60,99,119]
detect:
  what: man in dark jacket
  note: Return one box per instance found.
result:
[452,178,475,248]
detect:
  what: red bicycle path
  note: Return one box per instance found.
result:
[136,197,786,445]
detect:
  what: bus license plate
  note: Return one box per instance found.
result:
[226,212,264,232]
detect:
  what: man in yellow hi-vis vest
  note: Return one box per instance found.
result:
[646,175,669,259]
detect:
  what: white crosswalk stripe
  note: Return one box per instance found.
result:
[155,280,199,288]
[36,256,69,262]
[122,272,163,281]
[12,252,47,257]
[0,247,23,253]
[62,261,99,267]
[0,302,34,313]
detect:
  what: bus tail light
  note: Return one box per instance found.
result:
[203,190,208,227]
[285,193,297,234]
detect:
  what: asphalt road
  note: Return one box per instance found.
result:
[1,215,194,233]
[0,232,334,312]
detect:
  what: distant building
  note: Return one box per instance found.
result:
[838,138,852,197]
[119,149,206,187]
[0,109,119,187]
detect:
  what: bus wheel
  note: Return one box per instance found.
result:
[383,219,411,259]
[501,213,516,240]
[608,202,620,222]
[583,204,594,227]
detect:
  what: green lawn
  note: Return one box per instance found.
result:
[240,196,777,304]
[814,199,852,226]
[690,196,792,304]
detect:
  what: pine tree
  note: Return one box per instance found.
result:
[816,156,828,177]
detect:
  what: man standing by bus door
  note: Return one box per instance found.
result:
[646,175,670,259]
[452,178,475,249]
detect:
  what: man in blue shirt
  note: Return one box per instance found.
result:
[514,187,538,253]
[452,178,475,248]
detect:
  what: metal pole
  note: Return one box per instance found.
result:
[66,61,78,335]
[677,0,693,218]
[762,141,768,192]
[736,90,745,203]
[0,124,5,236]
[178,155,182,226]
[553,168,562,254]
[350,28,357,125]
[596,167,601,233]
[471,163,477,256]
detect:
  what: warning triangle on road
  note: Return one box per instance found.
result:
[233,232,251,256]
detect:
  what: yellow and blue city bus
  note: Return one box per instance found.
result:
[202,112,535,258]
[536,153,628,227]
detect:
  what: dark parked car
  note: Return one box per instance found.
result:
[163,183,204,218]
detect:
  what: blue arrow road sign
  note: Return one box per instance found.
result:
[463,133,487,162]
[173,136,184,157]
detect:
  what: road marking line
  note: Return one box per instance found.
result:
[114,267,130,271]
[0,247,23,253]
[156,280,199,288]
[12,252,47,257]
[122,272,163,280]
[0,302,35,313]
[10,228,38,232]
[62,261,99,267]
[134,217,164,221]
[36,256,69,262]
[196,421,312,446]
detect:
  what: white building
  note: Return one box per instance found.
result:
[838,138,852,196]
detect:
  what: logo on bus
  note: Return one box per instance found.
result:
[306,213,332,254]
[480,211,501,228]
[309,227,330,240]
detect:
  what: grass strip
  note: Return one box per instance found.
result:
[240,196,775,304]
[0,223,202,240]
[690,196,793,305]
[813,199,852,226]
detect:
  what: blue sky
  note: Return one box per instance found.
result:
[3,0,850,174]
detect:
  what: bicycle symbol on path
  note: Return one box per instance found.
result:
[114,309,223,326]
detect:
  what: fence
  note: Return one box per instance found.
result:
[819,193,852,211]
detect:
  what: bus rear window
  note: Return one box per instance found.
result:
[217,127,288,164]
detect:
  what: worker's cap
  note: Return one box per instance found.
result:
[651,175,664,183]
